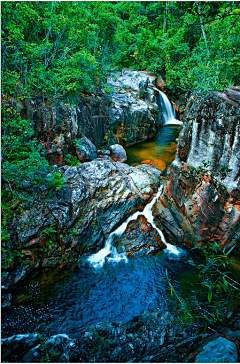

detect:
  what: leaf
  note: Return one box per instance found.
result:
[208,290,212,303]
[223,277,228,286]
[226,244,236,256]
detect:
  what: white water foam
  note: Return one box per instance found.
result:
[159,91,183,126]
[88,185,181,268]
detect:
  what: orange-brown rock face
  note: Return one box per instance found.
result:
[115,215,166,256]
[153,88,240,248]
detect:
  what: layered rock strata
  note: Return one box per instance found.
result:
[14,70,163,165]
[153,88,240,247]
[2,159,161,290]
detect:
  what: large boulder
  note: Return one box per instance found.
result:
[75,136,97,162]
[109,144,127,162]
[107,69,161,146]
[2,160,161,289]
[115,215,166,257]
[153,88,240,248]
[195,336,238,363]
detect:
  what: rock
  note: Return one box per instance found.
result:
[4,159,161,288]
[98,149,111,156]
[153,89,240,248]
[195,336,238,363]
[116,215,166,256]
[107,69,161,146]
[23,344,41,362]
[25,70,165,166]
[224,88,240,104]
[1,293,12,311]
[109,144,127,162]
[1,333,39,361]
[44,334,75,363]
[67,309,179,362]
[76,136,97,162]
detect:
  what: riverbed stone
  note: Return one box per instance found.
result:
[45,334,75,363]
[195,336,238,363]
[1,333,39,361]
[76,136,97,162]
[109,144,127,162]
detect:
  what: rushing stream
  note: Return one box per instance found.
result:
[2,92,190,341]
[2,183,187,339]
[88,185,181,269]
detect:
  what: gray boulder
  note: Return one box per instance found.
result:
[44,334,75,363]
[195,336,238,363]
[1,333,39,361]
[76,136,97,162]
[3,159,162,288]
[109,144,127,162]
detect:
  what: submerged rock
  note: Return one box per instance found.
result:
[1,292,12,311]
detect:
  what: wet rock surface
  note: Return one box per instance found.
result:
[1,333,39,362]
[109,144,127,162]
[115,215,166,256]
[2,159,161,290]
[195,336,238,363]
[153,88,240,248]
[3,307,240,363]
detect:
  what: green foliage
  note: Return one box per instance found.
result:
[1,106,65,271]
[165,242,240,332]
[2,2,240,100]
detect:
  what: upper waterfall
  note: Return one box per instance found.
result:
[158,90,183,126]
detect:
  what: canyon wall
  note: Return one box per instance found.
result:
[15,70,164,165]
[153,88,240,248]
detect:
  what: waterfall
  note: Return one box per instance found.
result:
[158,90,182,126]
[88,185,181,268]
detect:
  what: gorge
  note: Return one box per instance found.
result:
[2,2,240,361]
[2,70,240,363]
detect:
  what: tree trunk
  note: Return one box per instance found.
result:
[197,2,209,55]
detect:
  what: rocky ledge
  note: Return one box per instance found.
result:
[2,158,162,292]
[153,87,240,248]
[9,70,166,166]
[2,306,239,363]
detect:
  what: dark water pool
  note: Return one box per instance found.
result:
[126,125,181,170]
[2,251,195,339]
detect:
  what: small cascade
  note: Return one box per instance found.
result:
[88,185,181,268]
[158,90,182,126]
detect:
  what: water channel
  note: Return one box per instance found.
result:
[2,122,192,339]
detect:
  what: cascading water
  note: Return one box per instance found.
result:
[88,185,181,268]
[158,90,182,126]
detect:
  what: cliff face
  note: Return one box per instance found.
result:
[153,88,240,248]
[15,70,163,165]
